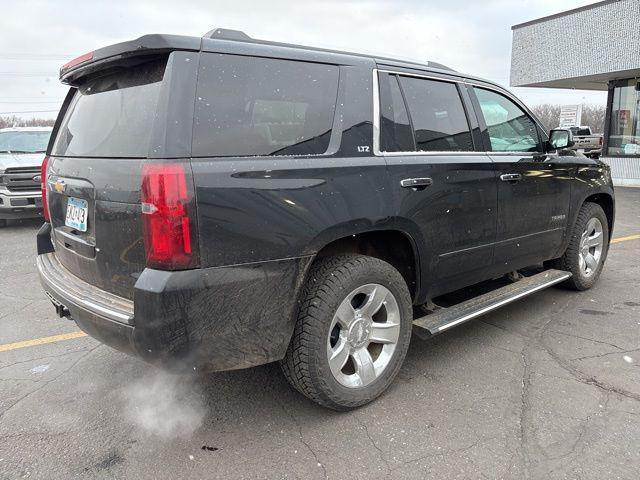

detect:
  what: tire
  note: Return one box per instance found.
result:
[548,202,609,291]
[280,254,413,410]
[0,219,7,228]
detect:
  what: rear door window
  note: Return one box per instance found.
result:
[398,76,473,152]
[474,87,542,153]
[192,54,339,157]
[378,72,414,152]
[52,58,167,158]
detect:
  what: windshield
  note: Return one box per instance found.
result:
[0,131,50,153]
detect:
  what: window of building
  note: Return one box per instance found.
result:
[474,88,541,153]
[397,76,473,152]
[608,79,640,156]
[192,54,339,157]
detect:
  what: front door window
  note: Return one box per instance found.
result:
[474,88,542,153]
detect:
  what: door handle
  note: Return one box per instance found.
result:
[500,173,522,183]
[400,177,433,189]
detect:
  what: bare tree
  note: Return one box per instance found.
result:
[531,104,561,131]
[531,104,607,134]
[0,116,55,129]
[581,105,606,134]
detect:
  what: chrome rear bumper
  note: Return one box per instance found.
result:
[37,252,134,324]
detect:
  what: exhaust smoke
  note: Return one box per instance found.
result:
[122,370,206,439]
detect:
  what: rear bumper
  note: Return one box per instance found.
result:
[37,253,137,356]
[0,190,42,219]
[37,250,313,372]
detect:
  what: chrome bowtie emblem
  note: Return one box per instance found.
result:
[52,179,66,193]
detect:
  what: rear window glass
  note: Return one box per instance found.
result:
[52,58,166,158]
[378,73,414,152]
[192,54,339,157]
[398,76,473,152]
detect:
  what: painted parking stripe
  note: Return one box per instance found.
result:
[0,232,638,354]
[0,331,87,353]
[611,233,640,244]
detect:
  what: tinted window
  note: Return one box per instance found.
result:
[474,88,541,153]
[52,58,166,158]
[398,76,472,152]
[193,54,339,157]
[378,73,414,152]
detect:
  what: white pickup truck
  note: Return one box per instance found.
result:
[569,126,603,158]
[0,127,52,227]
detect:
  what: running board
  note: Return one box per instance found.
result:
[412,269,572,339]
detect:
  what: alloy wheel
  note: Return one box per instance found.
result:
[326,284,401,388]
[578,217,604,277]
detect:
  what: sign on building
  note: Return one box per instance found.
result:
[559,104,583,128]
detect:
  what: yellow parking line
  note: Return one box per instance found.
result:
[611,234,640,244]
[0,331,87,353]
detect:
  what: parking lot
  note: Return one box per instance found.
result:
[0,187,637,480]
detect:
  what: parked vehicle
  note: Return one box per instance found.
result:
[0,127,52,226]
[569,126,603,158]
[37,30,614,410]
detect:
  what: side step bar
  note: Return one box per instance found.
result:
[412,269,572,339]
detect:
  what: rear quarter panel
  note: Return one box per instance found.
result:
[192,156,392,266]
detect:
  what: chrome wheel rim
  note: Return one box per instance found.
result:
[579,217,604,277]
[327,284,401,389]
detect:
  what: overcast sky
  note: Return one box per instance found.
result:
[0,0,606,119]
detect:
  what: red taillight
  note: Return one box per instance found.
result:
[141,163,198,270]
[61,51,94,72]
[41,156,50,221]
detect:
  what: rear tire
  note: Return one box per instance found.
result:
[548,202,609,290]
[280,254,412,410]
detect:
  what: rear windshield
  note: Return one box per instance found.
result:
[192,54,339,157]
[52,58,166,158]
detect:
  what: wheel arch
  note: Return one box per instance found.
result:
[308,227,422,303]
[582,192,615,239]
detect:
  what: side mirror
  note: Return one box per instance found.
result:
[548,128,574,151]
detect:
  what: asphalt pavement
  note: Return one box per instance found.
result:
[1,187,639,480]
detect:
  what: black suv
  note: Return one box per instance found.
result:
[37,29,614,410]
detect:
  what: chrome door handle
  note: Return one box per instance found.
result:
[400,177,433,189]
[500,173,522,182]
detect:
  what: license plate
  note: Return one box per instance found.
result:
[65,197,88,232]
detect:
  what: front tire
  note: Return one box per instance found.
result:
[550,202,609,290]
[281,254,412,410]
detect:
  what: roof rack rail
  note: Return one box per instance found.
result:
[425,61,454,72]
[202,27,456,73]
[203,28,252,41]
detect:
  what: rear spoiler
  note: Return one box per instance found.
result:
[59,34,201,85]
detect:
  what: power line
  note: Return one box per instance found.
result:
[0,97,63,100]
[0,110,58,114]
[0,101,62,104]
[0,54,73,60]
[0,72,57,77]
